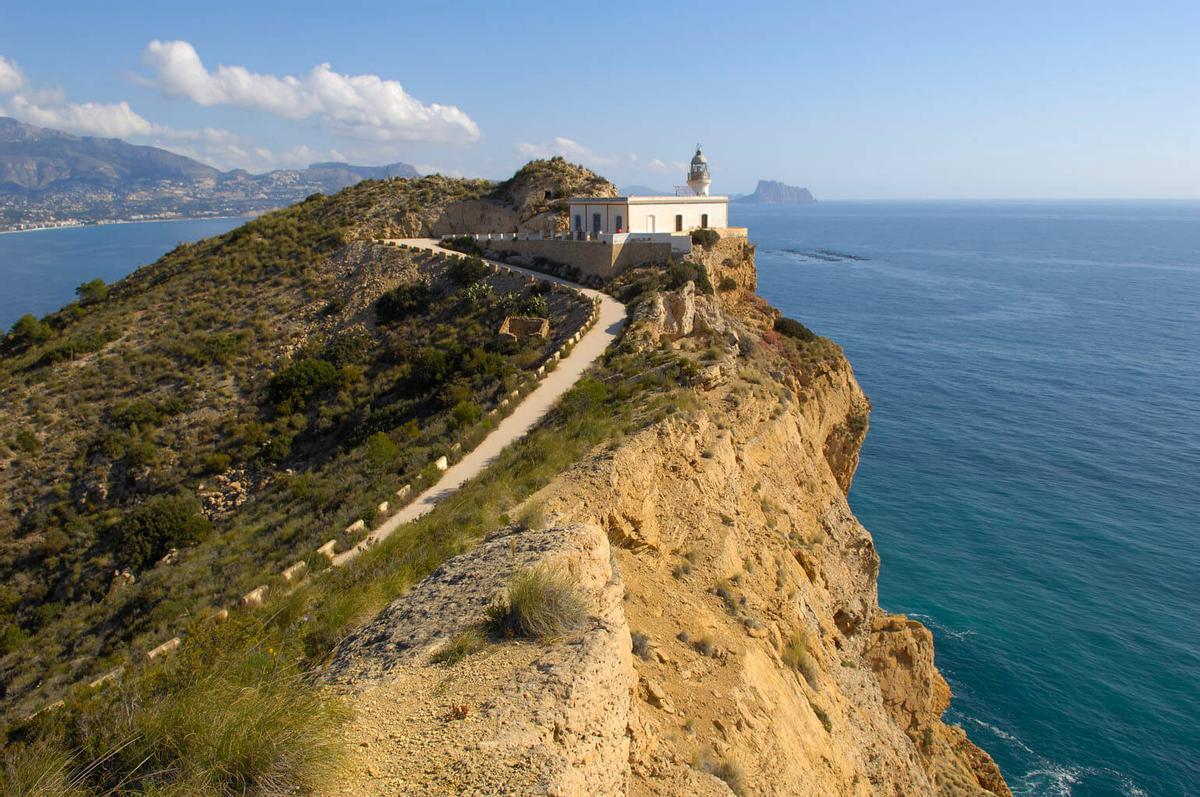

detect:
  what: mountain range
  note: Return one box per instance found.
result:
[0,116,418,230]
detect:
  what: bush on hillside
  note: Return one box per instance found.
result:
[116,495,211,570]
[75,278,109,306]
[267,358,338,412]
[667,260,714,294]
[690,228,720,248]
[375,282,430,324]
[447,255,491,286]
[439,235,483,256]
[5,314,52,352]
[774,316,817,342]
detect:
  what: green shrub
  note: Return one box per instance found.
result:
[75,278,109,306]
[411,347,451,389]
[667,260,713,294]
[376,282,430,323]
[690,228,720,248]
[204,452,232,474]
[439,235,483,256]
[447,255,491,286]
[774,316,817,342]
[718,275,738,292]
[13,428,39,454]
[364,431,399,470]
[484,565,587,640]
[267,358,338,412]
[324,330,372,366]
[520,294,549,317]
[450,400,483,429]
[116,495,211,570]
[111,397,185,429]
[6,314,52,351]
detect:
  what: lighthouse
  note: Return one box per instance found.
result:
[686,144,712,197]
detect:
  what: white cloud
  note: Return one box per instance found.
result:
[7,93,155,138]
[142,40,480,144]
[0,55,24,94]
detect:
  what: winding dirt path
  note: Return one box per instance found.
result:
[332,239,626,566]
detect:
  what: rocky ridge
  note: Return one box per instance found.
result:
[322,236,1009,796]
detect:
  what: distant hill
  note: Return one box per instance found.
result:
[0,116,420,229]
[733,179,816,204]
[620,184,674,196]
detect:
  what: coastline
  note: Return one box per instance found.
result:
[0,214,257,236]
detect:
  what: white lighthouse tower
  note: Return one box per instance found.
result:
[686,144,712,196]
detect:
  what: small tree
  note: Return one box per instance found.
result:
[117,495,211,570]
[76,278,109,305]
[7,314,52,349]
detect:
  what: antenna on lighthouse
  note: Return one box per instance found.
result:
[686,144,712,196]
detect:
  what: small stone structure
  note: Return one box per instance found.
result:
[499,315,550,341]
[434,455,449,471]
[240,585,268,608]
[281,561,307,582]
[146,637,181,661]
[317,540,338,560]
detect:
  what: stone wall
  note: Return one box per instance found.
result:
[486,238,673,280]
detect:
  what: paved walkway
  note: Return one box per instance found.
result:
[333,239,627,566]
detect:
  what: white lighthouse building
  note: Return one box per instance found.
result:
[686,145,712,196]
[568,144,728,238]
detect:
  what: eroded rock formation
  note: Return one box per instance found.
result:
[323,239,1009,796]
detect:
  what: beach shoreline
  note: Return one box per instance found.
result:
[0,214,256,236]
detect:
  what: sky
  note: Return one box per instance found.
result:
[1,0,1197,199]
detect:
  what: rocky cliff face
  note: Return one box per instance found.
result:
[325,241,1008,796]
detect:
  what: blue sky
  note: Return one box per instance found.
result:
[1,0,1197,198]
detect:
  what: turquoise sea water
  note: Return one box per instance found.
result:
[0,218,245,329]
[1,206,1196,795]
[733,202,1200,797]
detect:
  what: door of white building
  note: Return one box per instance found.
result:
[647,214,655,232]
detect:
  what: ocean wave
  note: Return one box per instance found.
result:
[906,612,978,641]
[964,716,1148,797]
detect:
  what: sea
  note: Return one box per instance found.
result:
[1,205,1197,796]
[0,218,246,328]
[733,201,1200,797]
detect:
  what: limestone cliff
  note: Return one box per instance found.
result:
[325,240,1009,796]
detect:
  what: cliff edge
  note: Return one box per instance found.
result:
[323,237,1008,796]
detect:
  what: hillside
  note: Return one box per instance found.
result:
[0,116,418,229]
[0,159,613,723]
[0,162,1006,797]
[734,179,816,204]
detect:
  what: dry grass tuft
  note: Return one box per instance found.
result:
[485,564,587,640]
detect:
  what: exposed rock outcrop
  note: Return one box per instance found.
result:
[325,522,633,796]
